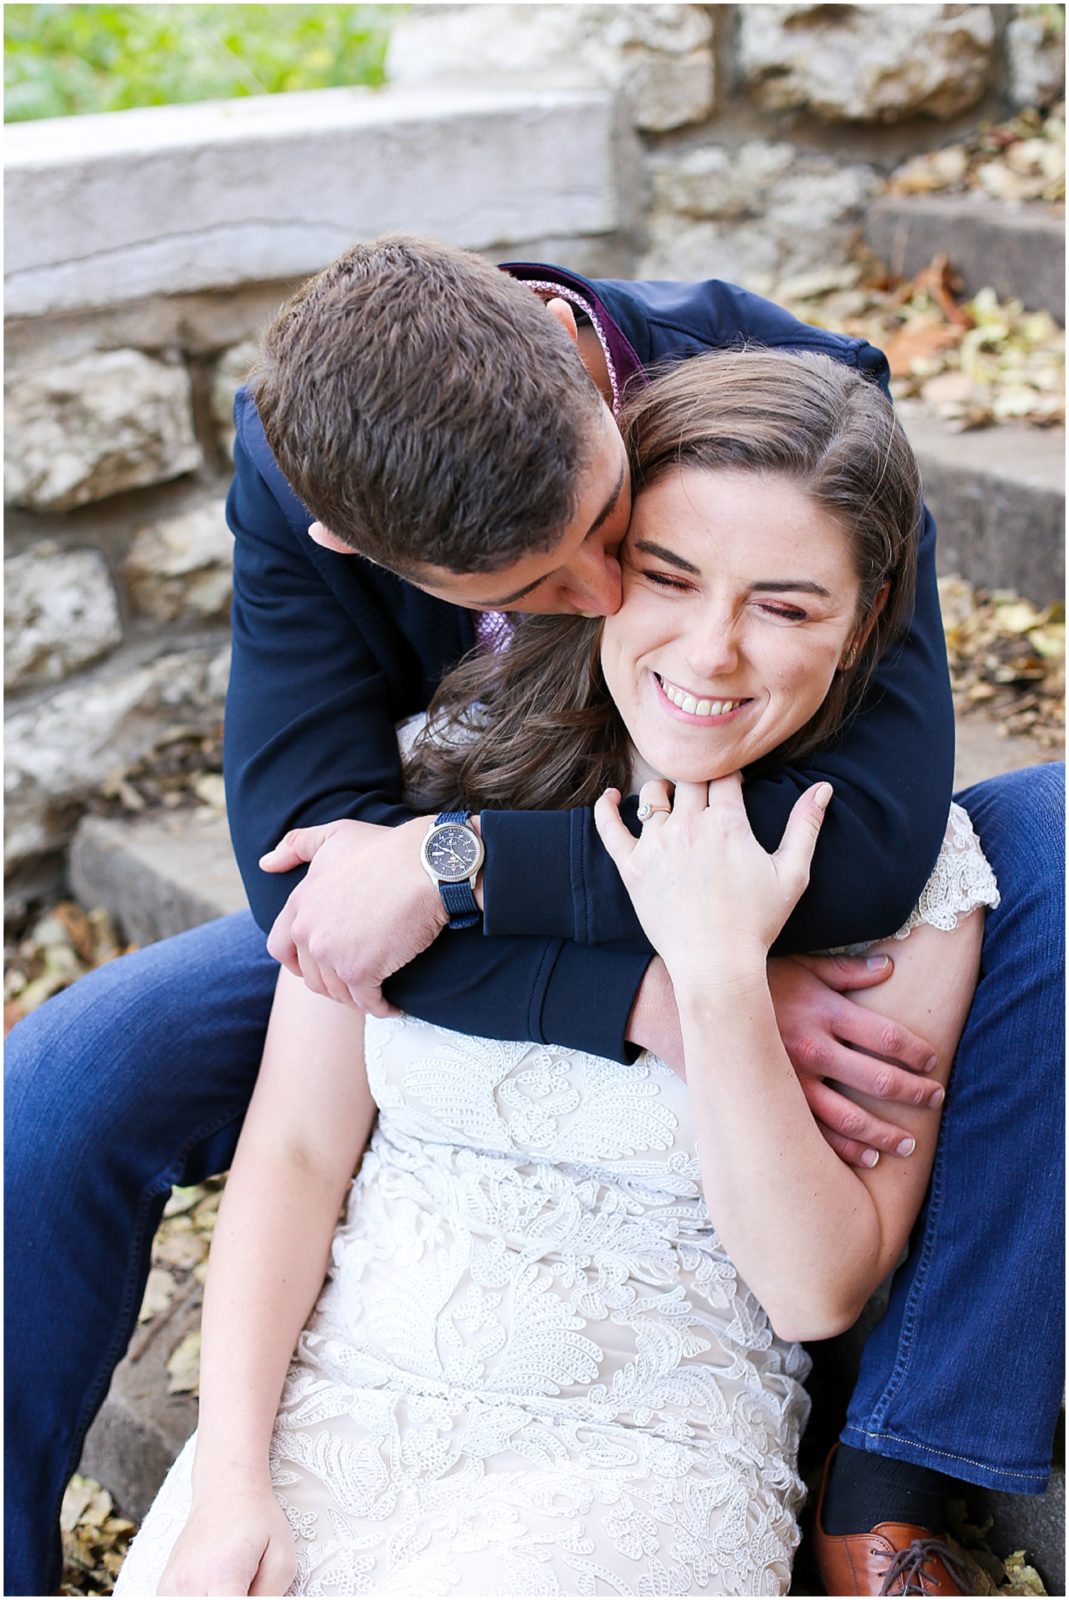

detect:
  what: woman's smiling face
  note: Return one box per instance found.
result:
[600,467,864,783]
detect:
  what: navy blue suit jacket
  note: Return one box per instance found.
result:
[224,264,955,1061]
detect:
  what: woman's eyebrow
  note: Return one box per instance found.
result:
[632,541,833,599]
[749,579,833,597]
[632,539,701,574]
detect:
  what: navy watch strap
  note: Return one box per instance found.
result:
[440,880,481,928]
[434,811,482,930]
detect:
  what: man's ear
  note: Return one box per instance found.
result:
[307,520,355,555]
[545,297,579,344]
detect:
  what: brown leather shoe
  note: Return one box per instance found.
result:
[811,1445,978,1595]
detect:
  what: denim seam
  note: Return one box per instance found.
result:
[51,1097,251,1586]
[840,1425,1050,1489]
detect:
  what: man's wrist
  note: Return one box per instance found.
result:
[415,812,485,923]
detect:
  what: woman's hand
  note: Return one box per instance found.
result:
[158,1483,296,1596]
[594,773,832,999]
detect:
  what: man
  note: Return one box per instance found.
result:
[6,236,1062,1598]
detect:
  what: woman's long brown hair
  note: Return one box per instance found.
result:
[404,348,921,812]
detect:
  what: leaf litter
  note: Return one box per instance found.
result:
[887,102,1065,207]
[779,251,1064,432]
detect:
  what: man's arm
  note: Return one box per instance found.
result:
[224,406,652,1064]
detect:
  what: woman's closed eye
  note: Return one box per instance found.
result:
[639,568,695,593]
[757,602,809,622]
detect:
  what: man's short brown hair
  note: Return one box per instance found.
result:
[250,235,605,576]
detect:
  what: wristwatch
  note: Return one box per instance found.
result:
[420,811,485,929]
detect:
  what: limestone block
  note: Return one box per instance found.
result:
[123,501,234,622]
[211,341,260,460]
[5,644,230,875]
[5,87,620,318]
[5,542,123,691]
[652,143,797,219]
[638,217,781,297]
[387,4,715,131]
[761,166,879,274]
[4,350,201,512]
[644,146,878,288]
[737,4,995,123]
[1006,10,1066,109]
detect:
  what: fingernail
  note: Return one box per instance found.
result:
[865,954,891,970]
[929,1086,945,1109]
[923,1054,938,1073]
[896,1137,916,1157]
[814,782,833,811]
[862,1148,880,1168]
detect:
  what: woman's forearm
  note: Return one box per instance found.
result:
[677,908,979,1342]
[191,1143,355,1490]
[189,968,376,1494]
[679,968,883,1340]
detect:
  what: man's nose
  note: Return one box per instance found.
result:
[560,547,622,617]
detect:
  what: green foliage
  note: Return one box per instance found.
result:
[4,4,395,123]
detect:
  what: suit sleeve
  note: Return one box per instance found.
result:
[224,424,420,931]
[224,417,652,1062]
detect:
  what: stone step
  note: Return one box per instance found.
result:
[79,1278,201,1527]
[68,808,247,946]
[865,192,1065,322]
[909,418,1064,602]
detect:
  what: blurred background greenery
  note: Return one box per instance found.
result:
[4,4,395,123]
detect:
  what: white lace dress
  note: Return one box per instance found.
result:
[116,806,997,1599]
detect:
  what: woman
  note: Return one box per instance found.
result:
[116,351,996,1597]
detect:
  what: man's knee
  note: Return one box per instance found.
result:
[955,762,1064,888]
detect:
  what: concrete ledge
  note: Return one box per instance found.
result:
[69,811,247,944]
[909,418,1065,601]
[866,193,1065,322]
[79,1280,202,1526]
[5,84,623,317]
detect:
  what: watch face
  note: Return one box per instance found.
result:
[425,824,481,882]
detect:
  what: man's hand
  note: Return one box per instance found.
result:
[260,817,449,1014]
[629,951,942,1169]
[767,953,943,1167]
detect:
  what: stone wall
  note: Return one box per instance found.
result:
[4,6,1063,909]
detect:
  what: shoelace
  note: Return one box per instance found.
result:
[876,1536,976,1596]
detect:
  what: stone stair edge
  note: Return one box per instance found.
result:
[864,190,1065,323]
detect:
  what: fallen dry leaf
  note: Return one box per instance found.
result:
[882,318,966,378]
[137,1267,177,1325]
[59,1475,135,1596]
[166,1328,201,1395]
[1001,1551,1049,1596]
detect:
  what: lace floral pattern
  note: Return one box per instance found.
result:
[117,808,997,1598]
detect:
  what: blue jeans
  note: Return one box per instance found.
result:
[843,763,1065,1491]
[5,767,1064,1594]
